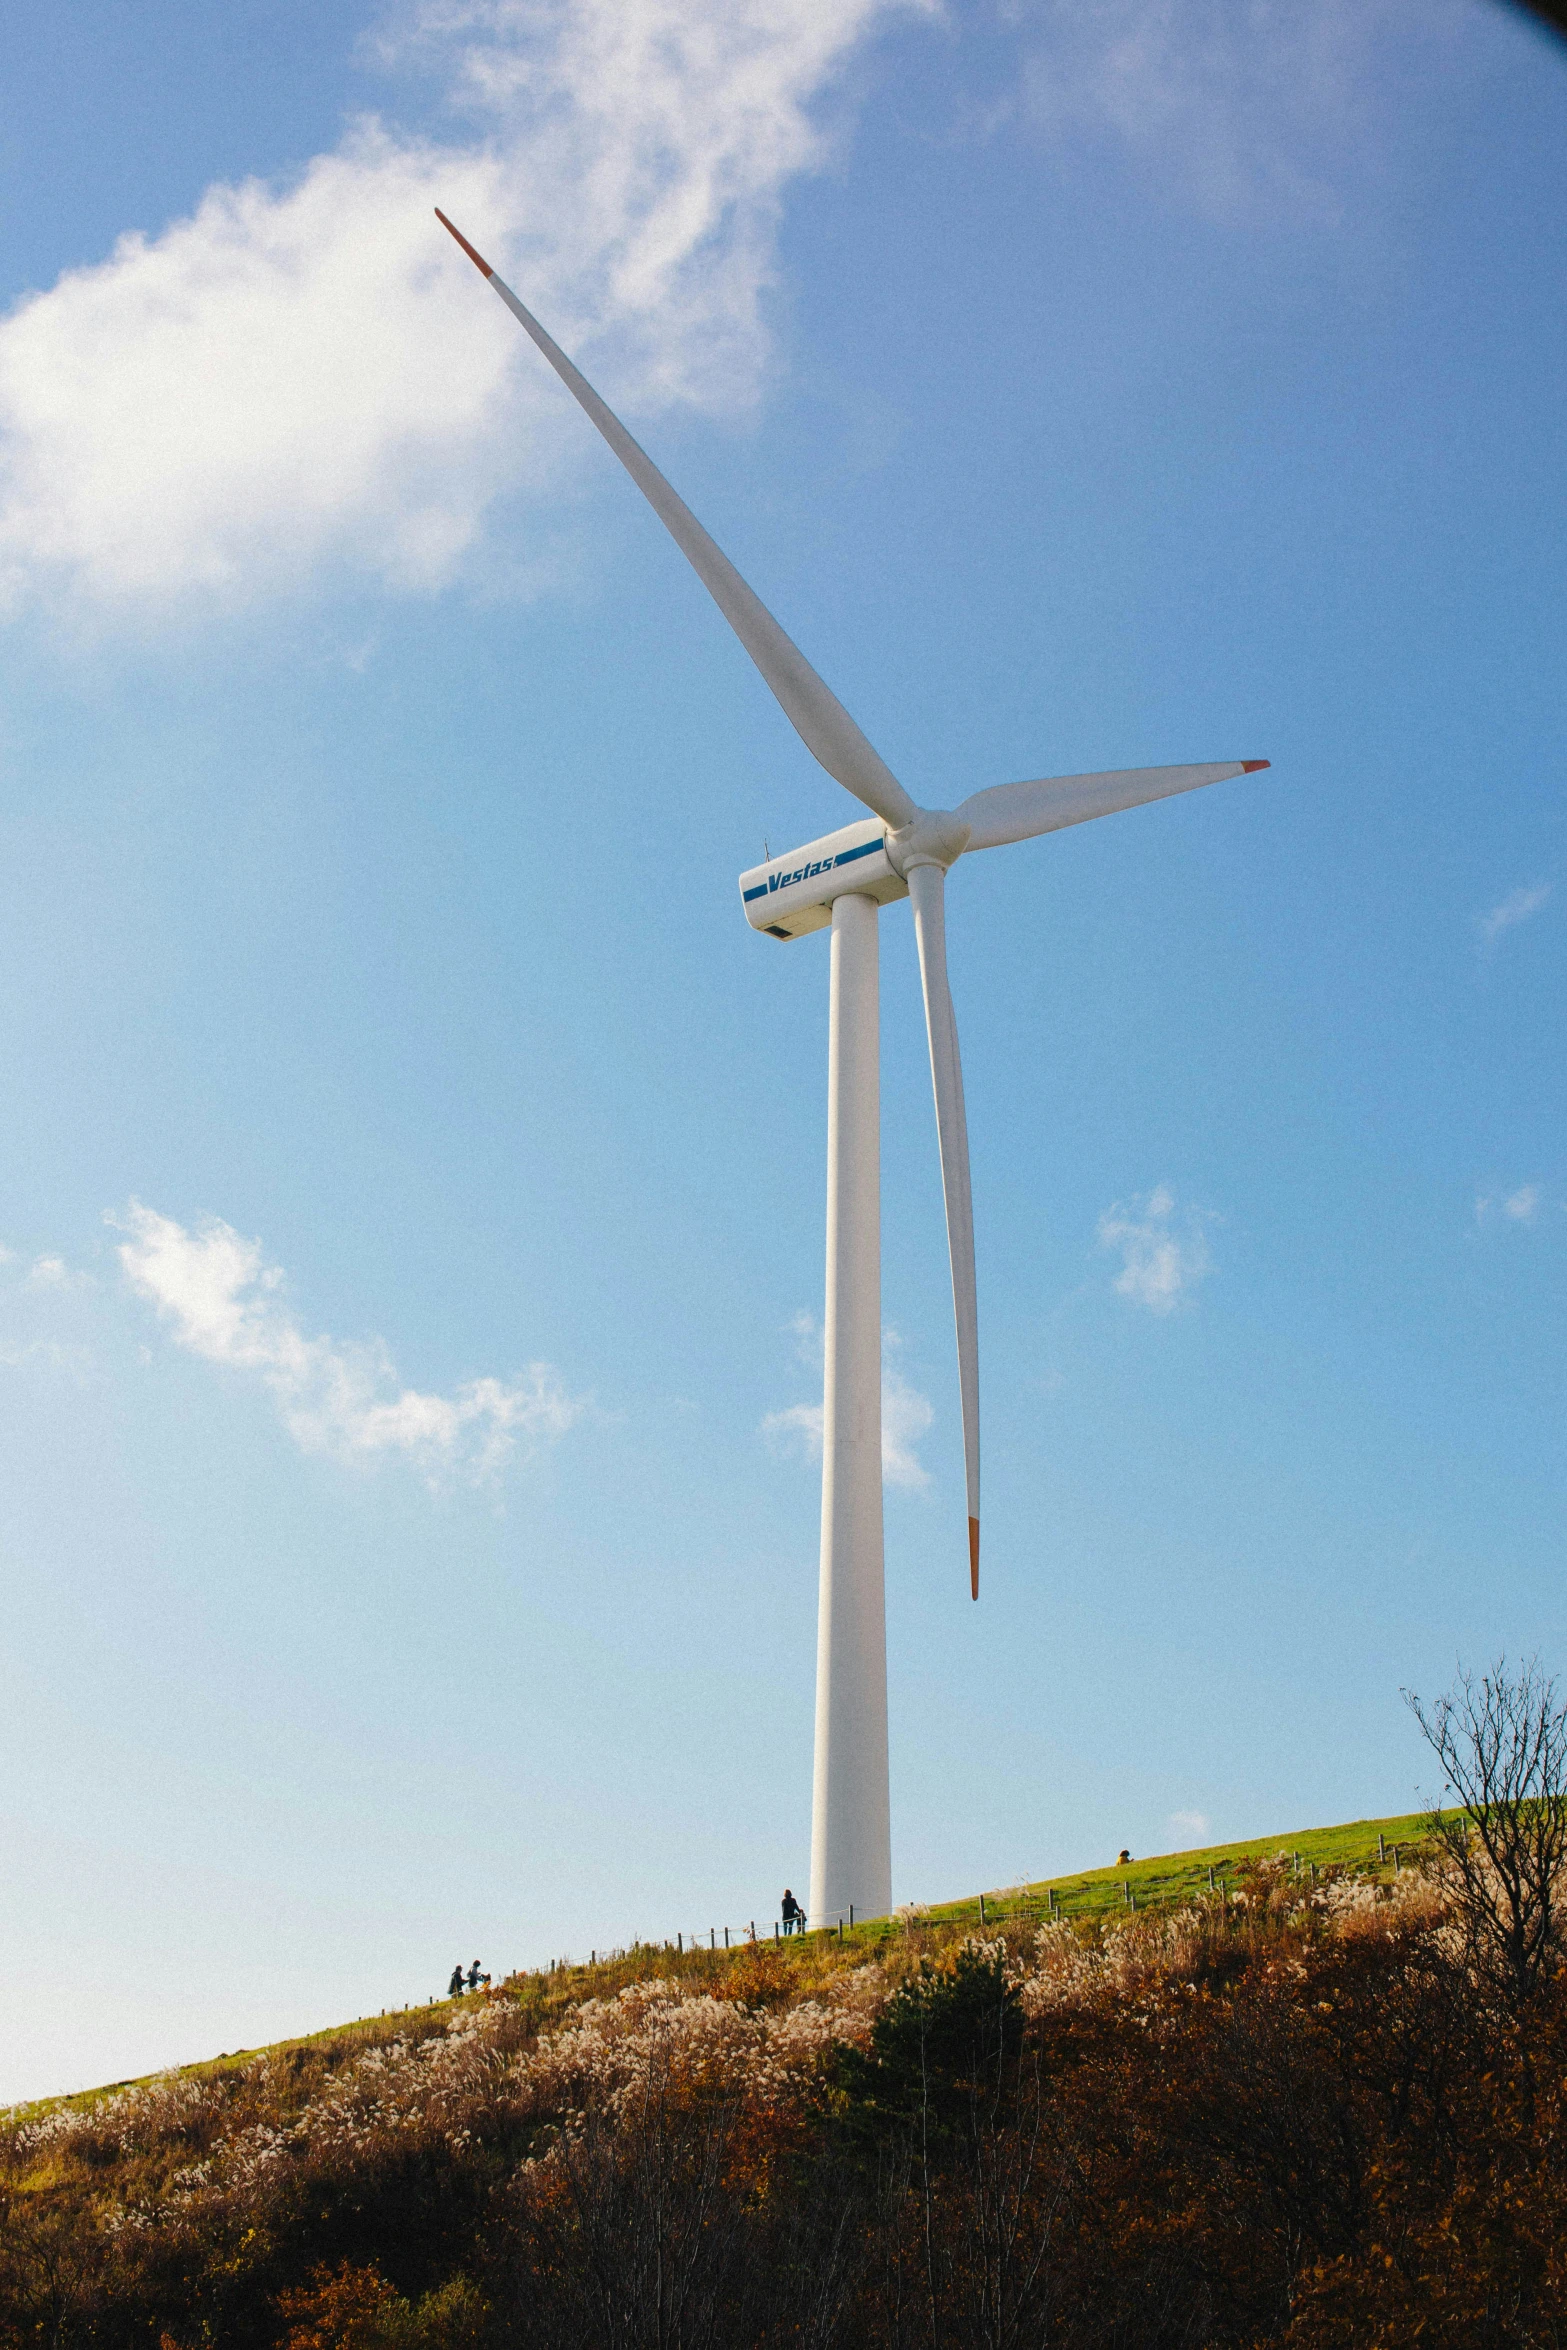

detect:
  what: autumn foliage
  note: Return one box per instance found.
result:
[5,1853,1567,2348]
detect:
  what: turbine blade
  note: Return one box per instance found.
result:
[905,862,981,1598]
[958,761,1269,852]
[435,211,917,832]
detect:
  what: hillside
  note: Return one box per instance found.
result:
[6,1805,1565,2348]
[919,1806,1429,1931]
[10,1807,1429,2120]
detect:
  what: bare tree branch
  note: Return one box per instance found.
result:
[1404,1656,1567,2008]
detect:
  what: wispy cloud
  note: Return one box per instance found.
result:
[1011,0,1459,225]
[0,0,922,624]
[1477,880,1551,945]
[114,1201,583,1483]
[763,1399,826,1452]
[0,1246,97,1380]
[1169,1808,1209,1841]
[881,1368,935,1491]
[0,1337,95,1381]
[24,1253,92,1291]
[1098,1184,1213,1314]
[1475,1184,1543,1228]
[763,1318,933,1489]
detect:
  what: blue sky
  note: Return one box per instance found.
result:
[0,0,1563,2102]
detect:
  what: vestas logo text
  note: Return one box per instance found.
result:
[742,836,883,904]
[770,858,829,893]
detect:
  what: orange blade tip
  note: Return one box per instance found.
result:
[1242,759,1271,773]
[968,1517,980,1602]
[435,209,493,279]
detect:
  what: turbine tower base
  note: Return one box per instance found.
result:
[809,890,892,1928]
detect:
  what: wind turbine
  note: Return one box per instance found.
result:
[436,210,1268,1927]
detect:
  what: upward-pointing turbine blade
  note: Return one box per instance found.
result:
[958,761,1269,852]
[905,862,981,1599]
[435,211,917,833]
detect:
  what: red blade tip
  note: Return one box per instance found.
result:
[969,1517,980,1602]
[1242,759,1271,773]
[435,209,493,279]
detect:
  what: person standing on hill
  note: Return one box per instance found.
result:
[448,1964,465,1997]
[781,1889,802,1936]
[466,1960,483,1991]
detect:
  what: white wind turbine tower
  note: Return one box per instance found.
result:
[437,211,1269,1928]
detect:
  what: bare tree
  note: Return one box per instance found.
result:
[521,2063,748,2350]
[1404,1656,1567,2007]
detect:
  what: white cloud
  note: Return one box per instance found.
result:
[881,1368,934,1491]
[114,1200,582,1482]
[1098,1184,1213,1314]
[763,1398,825,1452]
[24,1254,92,1291]
[763,1320,933,1489]
[1012,0,1461,225]
[1169,1808,1209,1842]
[0,1338,95,1381]
[1475,1184,1543,1228]
[1477,880,1551,945]
[789,1308,824,1367]
[0,1250,95,1378]
[0,0,922,623]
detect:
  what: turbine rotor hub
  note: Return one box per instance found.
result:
[885,808,971,875]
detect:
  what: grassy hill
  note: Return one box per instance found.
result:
[11,1794,1558,2350]
[915,1806,1431,1933]
[8,1805,1432,2120]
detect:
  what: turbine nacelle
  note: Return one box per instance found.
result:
[739,817,907,939]
[739,804,980,940]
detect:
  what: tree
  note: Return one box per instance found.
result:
[1405,1655,1567,2007]
[832,1943,1023,2157]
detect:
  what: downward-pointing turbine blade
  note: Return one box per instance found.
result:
[905,862,981,1599]
[434,211,917,833]
[958,761,1269,852]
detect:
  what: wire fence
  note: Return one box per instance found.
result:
[450,1837,1419,1997]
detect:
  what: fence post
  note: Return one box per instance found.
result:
[677,1933,682,1954]
[849,1904,854,1927]
[1378,1832,1386,1863]
[775,1921,780,1945]
[979,1893,986,1926]
[838,1918,843,1942]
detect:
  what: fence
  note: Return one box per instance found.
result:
[454,1839,1418,1997]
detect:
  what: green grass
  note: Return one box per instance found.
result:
[10,1807,1434,2118]
[905,1808,1432,1933]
